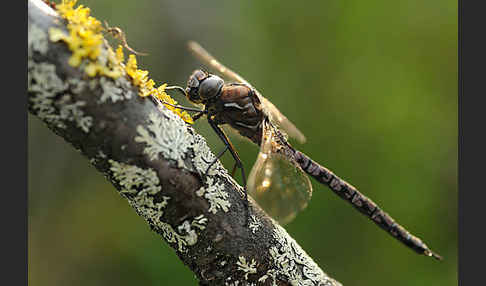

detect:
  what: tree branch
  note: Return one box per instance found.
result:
[27,0,342,285]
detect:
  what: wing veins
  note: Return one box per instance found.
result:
[187,41,306,144]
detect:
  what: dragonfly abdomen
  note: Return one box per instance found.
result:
[292,149,442,260]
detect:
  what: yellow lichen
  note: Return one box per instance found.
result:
[48,0,122,78]
[125,55,194,124]
[125,54,149,87]
[156,85,194,124]
[47,0,192,123]
[115,45,124,63]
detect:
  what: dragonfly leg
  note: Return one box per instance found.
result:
[192,111,206,121]
[163,86,208,122]
[208,118,249,224]
[165,85,188,97]
[157,100,207,122]
[230,162,238,178]
[205,145,229,175]
[159,100,206,114]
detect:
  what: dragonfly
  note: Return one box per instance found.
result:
[163,41,442,260]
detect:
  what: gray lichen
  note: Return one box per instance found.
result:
[196,177,231,214]
[109,159,161,196]
[28,22,93,133]
[236,256,257,280]
[28,62,68,126]
[99,76,134,103]
[248,215,261,234]
[192,133,226,176]
[157,215,208,253]
[258,221,341,286]
[135,110,193,168]
[109,159,207,253]
[28,23,49,56]
[57,95,93,133]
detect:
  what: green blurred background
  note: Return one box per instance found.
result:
[28,0,457,285]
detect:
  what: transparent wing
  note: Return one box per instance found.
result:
[254,91,306,143]
[187,41,306,144]
[247,121,312,225]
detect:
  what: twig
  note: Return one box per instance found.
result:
[27,0,342,285]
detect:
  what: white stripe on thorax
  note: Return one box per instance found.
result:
[224,102,253,110]
[234,121,262,130]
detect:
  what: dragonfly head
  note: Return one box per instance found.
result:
[186,69,224,104]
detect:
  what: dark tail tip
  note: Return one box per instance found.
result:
[426,250,443,261]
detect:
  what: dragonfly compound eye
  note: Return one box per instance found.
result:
[198,75,224,102]
[186,69,216,103]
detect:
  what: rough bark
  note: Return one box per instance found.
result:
[27,1,342,285]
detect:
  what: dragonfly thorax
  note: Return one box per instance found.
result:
[185,69,224,104]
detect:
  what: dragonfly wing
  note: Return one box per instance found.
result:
[187,41,306,144]
[247,123,312,225]
[188,41,250,85]
[254,90,306,144]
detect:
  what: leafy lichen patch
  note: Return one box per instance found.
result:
[67,78,87,94]
[28,23,49,56]
[196,177,231,214]
[28,59,93,133]
[191,214,209,230]
[98,76,134,103]
[177,214,208,246]
[236,256,257,280]
[109,159,161,196]
[258,222,341,286]
[108,159,166,222]
[224,280,256,286]
[28,62,67,116]
[108,159,207,253]
[248,215,261,234]
[192,134,226,176]
[157,215,208,253]
[131,195,170,227]
[57,95,93,132]
[29,21,93,133]
[191,134,245,199]
[135,111,193,168]
[89,150,107,165]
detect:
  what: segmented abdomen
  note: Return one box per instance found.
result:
[293,149,441,259]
